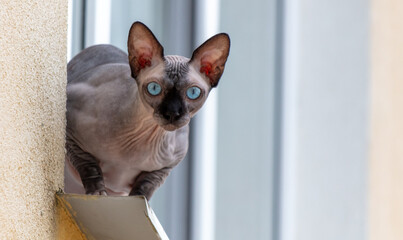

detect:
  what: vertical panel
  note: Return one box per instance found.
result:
[110,0,163,52]
[85,0,111,46]
[279,0,300,239]
[68,0,85,60]
[190,1,220,240]
[216,0,278,239]
[280,1,369,240]
[370,1,403,239]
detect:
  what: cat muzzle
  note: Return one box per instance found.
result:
[154,112,190,131]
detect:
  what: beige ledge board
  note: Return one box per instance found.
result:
[57,193,169,240]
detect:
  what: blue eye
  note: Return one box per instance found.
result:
[147,82,162,96]
[186,86,201,100]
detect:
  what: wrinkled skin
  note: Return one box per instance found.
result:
[64,22,230,200]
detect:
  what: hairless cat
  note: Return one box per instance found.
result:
[64,22,230,200]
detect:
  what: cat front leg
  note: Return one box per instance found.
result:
[129,167,172,200]
[66,138,107,195]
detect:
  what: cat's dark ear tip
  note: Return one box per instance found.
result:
[216,33,231,45]
[212,33,230,55]
[130,21,148,31]
[218,32,230,39]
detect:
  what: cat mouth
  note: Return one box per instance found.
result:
[153,113,190,131]
[161,123,181,131]
[163,117,190,130]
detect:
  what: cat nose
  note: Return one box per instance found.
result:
[162,111,182,122]
[158,91,184,123]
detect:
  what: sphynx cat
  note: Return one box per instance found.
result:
[64,22,230,200]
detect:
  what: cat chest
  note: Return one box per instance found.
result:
[98,140,179,194]
[99,139,178,173]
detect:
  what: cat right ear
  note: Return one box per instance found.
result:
[190,33,230,88]
[127,22,164,79]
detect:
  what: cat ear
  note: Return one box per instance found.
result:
[127,22,164,79]
[190,33,230,88]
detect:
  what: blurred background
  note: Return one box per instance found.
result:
[67,1,371,240]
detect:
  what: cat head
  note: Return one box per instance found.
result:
[127,21,230,131]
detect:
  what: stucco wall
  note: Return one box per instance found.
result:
[0,1,68,239]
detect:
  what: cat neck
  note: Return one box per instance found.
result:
[117,90,171,144]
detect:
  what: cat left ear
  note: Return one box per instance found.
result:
[190,33,230,88]
[127,22,164,79]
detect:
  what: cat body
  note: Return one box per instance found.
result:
[65,22,230,199]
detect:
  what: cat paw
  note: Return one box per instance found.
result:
[83,179,107,196]
[87,189,108,196]
[129,190,150,200]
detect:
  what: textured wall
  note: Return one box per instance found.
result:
[370,0,403,240]
[0,1,68,239]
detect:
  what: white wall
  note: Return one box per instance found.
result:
[369,0,403,239]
